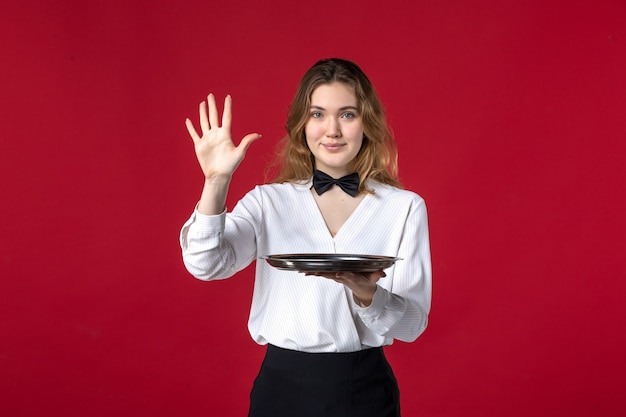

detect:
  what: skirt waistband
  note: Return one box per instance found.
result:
[263,344,386,374]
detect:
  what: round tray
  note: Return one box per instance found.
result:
[261,254,401,273]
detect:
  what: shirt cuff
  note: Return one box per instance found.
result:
[191,207,227,233]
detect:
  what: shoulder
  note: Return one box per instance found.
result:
[243,180,312,200]
[366,182,429,225]
[232,181,312,216]
[368,180,426,206]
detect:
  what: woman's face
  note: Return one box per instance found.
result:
[305,82,364,178]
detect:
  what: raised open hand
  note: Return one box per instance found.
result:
[185,94,261,180]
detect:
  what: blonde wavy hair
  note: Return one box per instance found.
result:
[268,58,402,193]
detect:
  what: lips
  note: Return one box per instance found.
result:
[323,143,345,151]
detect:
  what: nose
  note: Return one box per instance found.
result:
[325,117,342,138]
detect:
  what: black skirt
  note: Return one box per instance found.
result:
[248,344,401,417]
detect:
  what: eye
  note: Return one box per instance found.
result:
[311,111,323,118]
[341,112,356,119]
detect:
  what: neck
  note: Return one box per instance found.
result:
[314,168,353,179]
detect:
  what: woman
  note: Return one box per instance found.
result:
[180,58,432,417]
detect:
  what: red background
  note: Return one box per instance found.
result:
[1,1,625,416]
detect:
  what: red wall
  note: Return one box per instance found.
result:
[1,1,625,416]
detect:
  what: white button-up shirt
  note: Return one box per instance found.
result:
[180,180,432,353]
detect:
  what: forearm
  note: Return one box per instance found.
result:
[196,174,232,215]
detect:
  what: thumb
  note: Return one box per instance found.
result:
[237,133,262,153]
[367,270,386,282]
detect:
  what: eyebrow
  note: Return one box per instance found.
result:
[310,105,359,111]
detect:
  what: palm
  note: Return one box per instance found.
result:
[185,94,260,178]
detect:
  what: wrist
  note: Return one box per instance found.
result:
[204,173,232,186]
[197,175,231,216]
[353,285,377,307]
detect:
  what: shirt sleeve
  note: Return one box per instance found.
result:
[179,190,261,281]
[353,196,432,343]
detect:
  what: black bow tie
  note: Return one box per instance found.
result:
[312,170,360,197]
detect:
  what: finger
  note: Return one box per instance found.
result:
[199,101,210,134]
[335,271,373,283]
[365,270,386,283]
[304,272,335,280]
[237,133,262,153]
[185,118,200,143]
[222,95,232,129]
[207,93,219,128]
